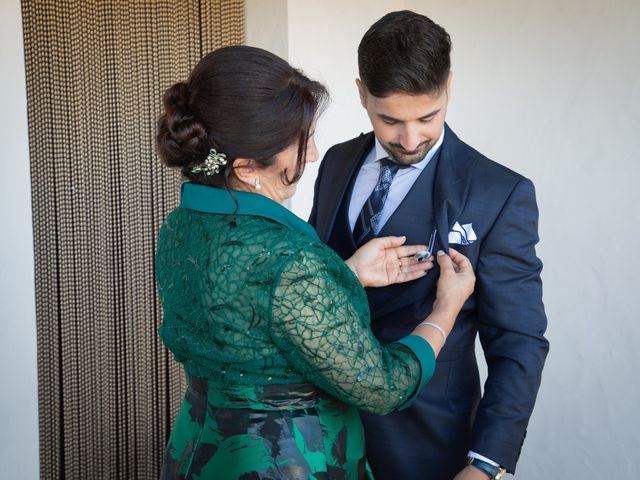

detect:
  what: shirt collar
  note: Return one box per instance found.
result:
[371,128,446,171]
[179,182,320,240]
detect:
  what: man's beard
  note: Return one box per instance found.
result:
[383,139,434,165]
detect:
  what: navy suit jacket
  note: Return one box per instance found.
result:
[309,125,549,476]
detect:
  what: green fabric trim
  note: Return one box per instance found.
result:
[179,182,320,241]
[395,335,436,410]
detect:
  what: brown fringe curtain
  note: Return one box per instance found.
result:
[21,1,244,478]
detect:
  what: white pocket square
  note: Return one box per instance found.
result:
[448,222,477,245]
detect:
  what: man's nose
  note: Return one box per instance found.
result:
[399,126,423,152]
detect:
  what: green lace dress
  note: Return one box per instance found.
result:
[156,182,435,480]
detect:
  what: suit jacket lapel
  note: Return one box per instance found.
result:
[316,132,374,242]
[434,124,478,251]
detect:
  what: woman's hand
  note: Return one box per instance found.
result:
[433,248,475,317]
[412,249,475,356]
[345,236,434,288]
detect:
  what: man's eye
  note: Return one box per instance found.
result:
[382,119,397,125]
[420,117,434,123]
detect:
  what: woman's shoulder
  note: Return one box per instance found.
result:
[159,208,322,260]
[161,207,294,241]
[158,208,354,276]
[270,226,361,289]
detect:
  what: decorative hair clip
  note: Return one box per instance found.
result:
[191,148,227,175]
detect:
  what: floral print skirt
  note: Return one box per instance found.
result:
[161,375,373,479]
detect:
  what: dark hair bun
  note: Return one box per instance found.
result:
[157,81,209,170]
[156,46,328,187]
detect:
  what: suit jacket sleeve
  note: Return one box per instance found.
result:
[470,178,549,473]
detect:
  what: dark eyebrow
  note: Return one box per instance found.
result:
[419,109,441,120]
[378,108,441,123]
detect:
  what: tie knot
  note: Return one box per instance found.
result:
[380,157,410,174]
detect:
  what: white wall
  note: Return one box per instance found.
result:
[279,0,640,477]
[403,2,640,477]
[0,0,40,479]
[245,0,288,60]
[286,0,391,217]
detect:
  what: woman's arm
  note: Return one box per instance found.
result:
[269,247,473,414]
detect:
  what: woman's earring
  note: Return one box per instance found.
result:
[254,177,262,190]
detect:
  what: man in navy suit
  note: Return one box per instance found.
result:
[309,11,549,480]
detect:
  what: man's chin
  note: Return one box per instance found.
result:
[389,148,431,165]
[384,143,434,165]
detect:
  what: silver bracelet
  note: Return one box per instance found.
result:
[417,321,446,347]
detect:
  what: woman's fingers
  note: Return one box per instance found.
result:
[394,244,429,258]
[436,249,455,271]
[435,249,475,298]
[391,248,474,287]
[399,259,434,273]
[370,235,408,249]
[447,248,473,274]
[395,256,433,285]
[372,237,429,257]
[436,249,473,272]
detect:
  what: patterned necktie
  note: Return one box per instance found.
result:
[352,158,408,246]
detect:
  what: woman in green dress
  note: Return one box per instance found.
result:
[156,45,475,480]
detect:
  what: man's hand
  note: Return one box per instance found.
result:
[453,465,492,480]
[345,236,434,287]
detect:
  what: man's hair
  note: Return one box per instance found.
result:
[358,10,452,97]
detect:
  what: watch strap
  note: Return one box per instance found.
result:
[467,456,507,479]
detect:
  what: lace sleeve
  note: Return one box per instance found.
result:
[269,248,434,415]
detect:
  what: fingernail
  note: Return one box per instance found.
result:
[437,250,445,256]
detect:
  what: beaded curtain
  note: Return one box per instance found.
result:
[21,1,244,478]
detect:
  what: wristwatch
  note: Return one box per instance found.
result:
[467,457,507,479]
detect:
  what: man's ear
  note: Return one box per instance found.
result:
[232,158,257,187]
[356,78,367,108]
